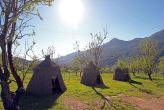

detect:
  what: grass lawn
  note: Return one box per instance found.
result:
[0,72,164,110]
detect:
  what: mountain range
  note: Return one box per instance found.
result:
[57,29,164,66]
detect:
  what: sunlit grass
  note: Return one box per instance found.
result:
[0,72,164,109]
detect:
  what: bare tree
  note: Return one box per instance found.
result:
[88,27,108,68]
[0,0,53,109]
[74,27,111,75]
[21,40,39,82]
[74,41,89,77]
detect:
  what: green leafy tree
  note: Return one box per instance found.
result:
[158,56,164,77]
[139,38,159,80]
[69,57,80,76]
[117,58,128,70]
[74,41,89,77]
[129,57,137,76]
[129,56,143,76]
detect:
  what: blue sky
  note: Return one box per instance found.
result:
[17,0,164,58]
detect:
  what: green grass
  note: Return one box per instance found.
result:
[0,72,164,110]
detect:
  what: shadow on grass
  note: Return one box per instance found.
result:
[130,79,143,85]
[83,84,110,89]
[92,87,137,110]
[19,93,62,110]
[129,79,143,89]
[134,76,163,81]
[92,87,118,110]
[94,84,109,89]
[81,83,110,89]
[129,81,153,94]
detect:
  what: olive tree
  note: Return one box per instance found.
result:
[74,41,90,77]
[74,28,109,77]
[0,0,53,109]
[69,57,80,76]
[139,38,159,81]
[128,56,143,76]
[88,28,108,68]
[158,56,164,77]
[117,58,128,69]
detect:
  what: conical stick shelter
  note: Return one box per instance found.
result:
[113,67,131,82]
[81,62,105,87]
[26,56,66,96]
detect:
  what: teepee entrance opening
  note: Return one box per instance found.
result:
[52,77,62,93]
[96,74,102,84]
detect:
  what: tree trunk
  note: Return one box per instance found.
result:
[7,41,25,109]
[132,72,136,76]
[0,35,14,109]
[0,42,22,110]
[1,39,10,80]
[7,41,24,89]
[0,67,19,110]
[80,71,82,77]
[1,81,13,110]
[148,73,152,81]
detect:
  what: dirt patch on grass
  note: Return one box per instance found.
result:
[122,95,164,110]
[64,98,88,110]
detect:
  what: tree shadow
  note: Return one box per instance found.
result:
[19,93,62,110]
[129,83,152,94]
[92,87,118,110]
[129,82,142,89]
[82,83,110,89]
[129,81,153,94]
[129,79,143,89]
[129,79,143,85]
[134,76,163,81]
[94,84,109,89]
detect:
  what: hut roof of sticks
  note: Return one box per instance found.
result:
[81,62,105,87]
[113,67,131,82]
[26,55,66,96]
